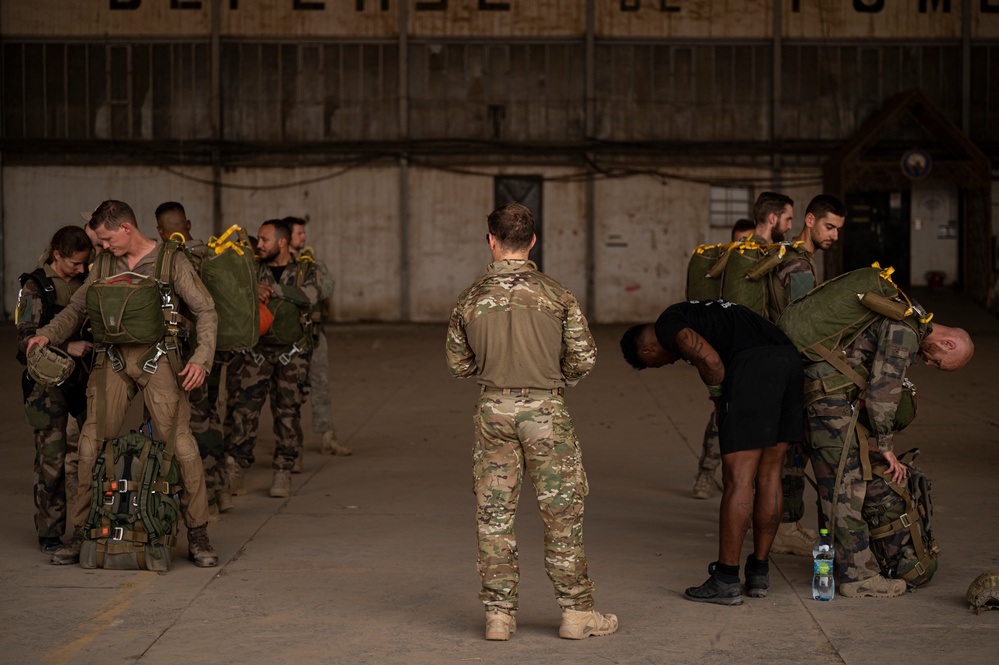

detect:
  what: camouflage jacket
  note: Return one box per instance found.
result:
[805,317,921,453]
[767,249,816,321]
[257,256,322,331]
[37,240,218,371]
[16,263,86,358]
[445,259,596,390]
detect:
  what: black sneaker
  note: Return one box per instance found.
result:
[745,557,770,599]
[684,565,744,606]
[38,537,62,554]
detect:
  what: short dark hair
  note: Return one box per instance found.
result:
[753,192,794,227]
[805,194,846,220]
[50,225,92,259]
[487,203,535,250]
[620,324,649,371]
[261,218,291,242]
[731,218,755,241]
[282,216,307,227]
[89,200,137,231]
[155,201,186,219]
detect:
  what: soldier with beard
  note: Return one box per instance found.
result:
[226,219,320,498]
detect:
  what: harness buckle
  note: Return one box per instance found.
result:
[106,346,125,373]
[142,343,168,374]
[249,348,265,366]
[112,527,125,541]
[278,343,303,366]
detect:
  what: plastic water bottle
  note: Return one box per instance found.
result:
[812,528,835,601]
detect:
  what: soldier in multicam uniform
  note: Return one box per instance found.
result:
[28,200,220,567]
[227,219,322,499]
[155,202,233,516]
[445,203,618,641]
[799,315,972,597]
[17,226,93,554]
[286,217,351,460]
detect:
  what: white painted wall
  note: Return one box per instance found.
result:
[910,183,959,287]
[5,165,994,322]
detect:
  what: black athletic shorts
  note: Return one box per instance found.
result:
[718,344,804,455]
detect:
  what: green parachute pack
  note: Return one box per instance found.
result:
[685,238,813,321]
[865,450,939,588]
[776,264,932,408]
[80,428,182,571]
[195,226,260,352]
[258,249,320,363]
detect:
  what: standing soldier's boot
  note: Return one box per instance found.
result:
[50,527,83,565]
[187,524,219,567]
[269,470,291,498]
[559,608,619,639]
[321,431,352,456]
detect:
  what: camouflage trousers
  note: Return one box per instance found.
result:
[807,395,882,584]
[228,349,310,471]
[473,389,594,612]
[23,382,84,538]
[698,409,807,523]
[189,352,240,503]
[309,332,339,438]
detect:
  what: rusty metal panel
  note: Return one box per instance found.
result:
[410,1,583,37]
[220,166,402,322]
[597,0,770,39]
[785,0,963,39]
[222,41,398,142]
[408,42,584,141]
[972,5,999,38]
[779,44,961,141]
[594,43,770,141]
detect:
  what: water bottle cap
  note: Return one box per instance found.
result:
[820,528,829,535]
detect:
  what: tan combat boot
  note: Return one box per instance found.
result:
[225,456,245,496]
[840,575,906,598]
[270,470,292,498]
[321,431,353,456]
[484,610,517,641]
[559,608,619,640]
[692,469,716,499]
[770,521,818,557]
[292,453,304,474]
[50,527,83,566]
[187,524,219,567]
[216,490,234,513]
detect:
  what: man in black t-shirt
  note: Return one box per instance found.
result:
[620,300,804,606]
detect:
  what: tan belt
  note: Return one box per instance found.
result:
[480,386,564,397]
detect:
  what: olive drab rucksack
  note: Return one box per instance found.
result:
[79,427,182,572]
[192,226,260,352]
[864,450,939,588]
[258,251,317,364]
[685,238,811,319]
[776,264,932,401]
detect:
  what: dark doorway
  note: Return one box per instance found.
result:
[843,191,912,287]
[494,176,543,271]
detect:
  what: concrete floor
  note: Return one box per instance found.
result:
[1,288,997,664]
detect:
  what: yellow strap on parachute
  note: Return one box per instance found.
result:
[208,225,247,256]
[871,262,934,324]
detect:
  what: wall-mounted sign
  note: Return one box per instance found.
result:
[901,148,932,180]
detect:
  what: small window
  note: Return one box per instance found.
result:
[709,186,752,229]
